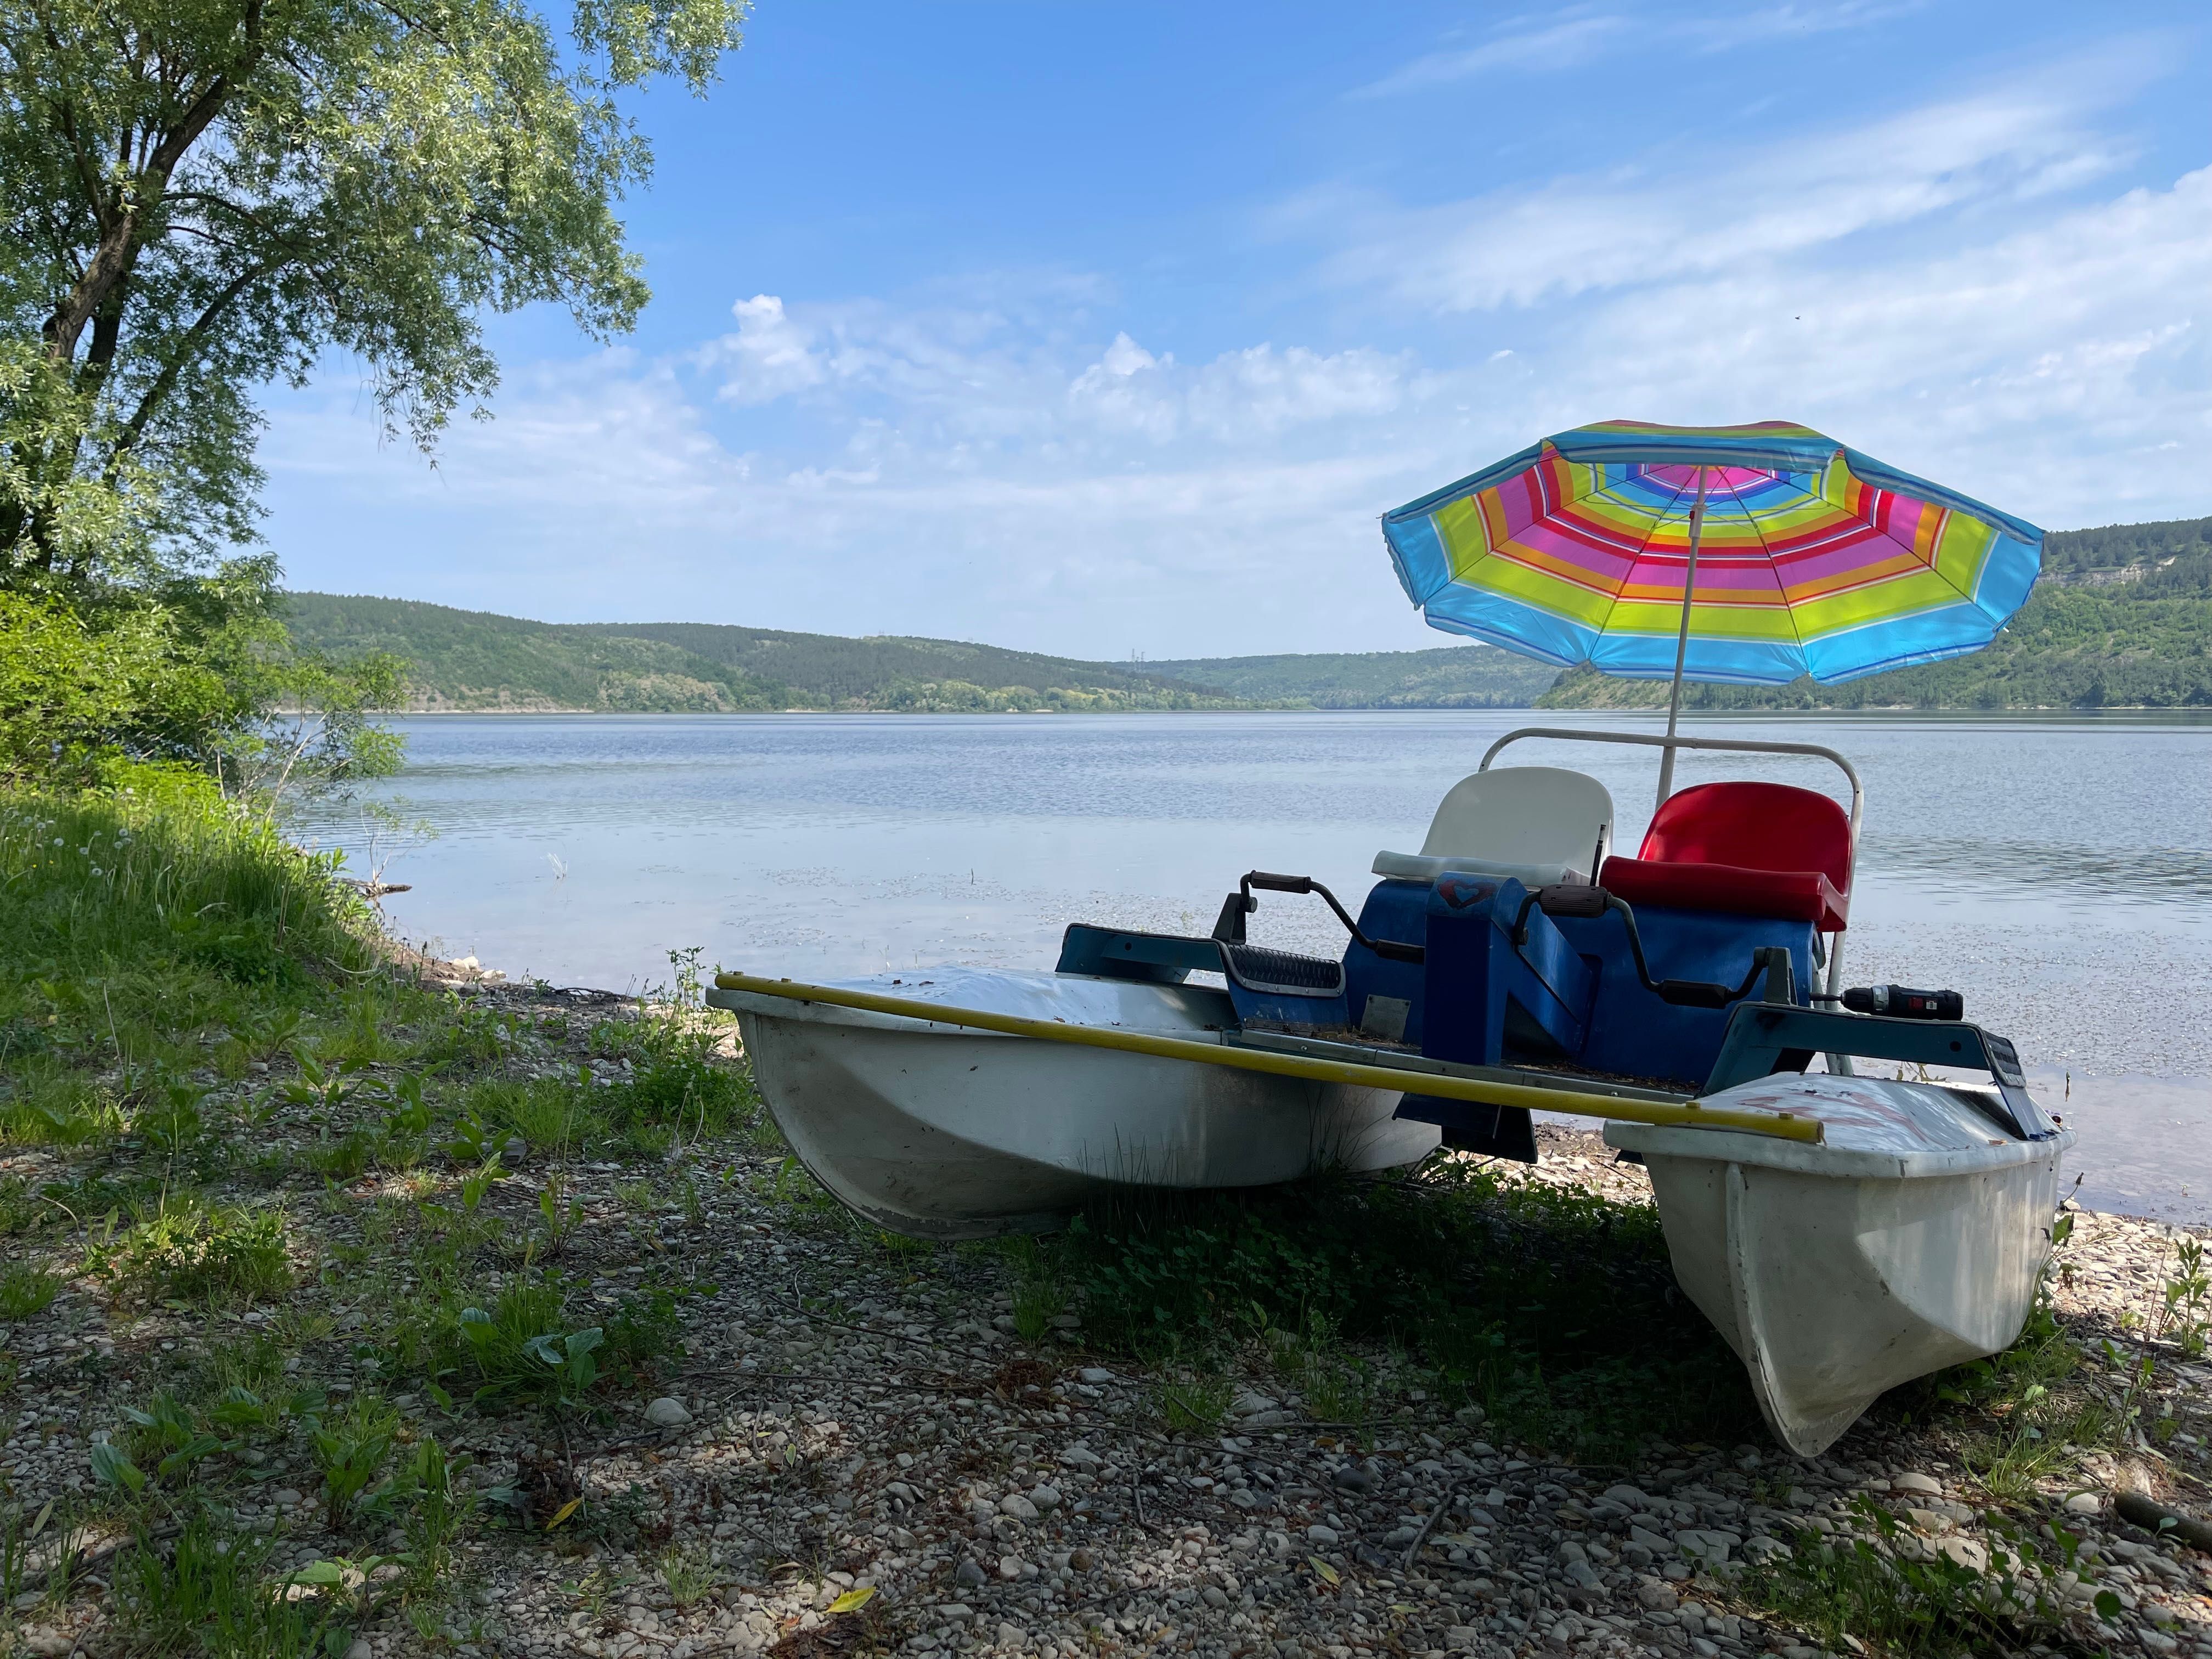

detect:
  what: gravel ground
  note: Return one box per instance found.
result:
[5,986,2212,1659]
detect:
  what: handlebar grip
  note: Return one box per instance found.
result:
[1534,882,1611,919]
[1842,984,1964,1021]
[1656,979,1736,1010]
[1243,872,1315,894]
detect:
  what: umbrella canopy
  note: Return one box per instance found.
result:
[1382,420,2043,687]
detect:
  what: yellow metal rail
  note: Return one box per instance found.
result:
[711,972,1824,1145]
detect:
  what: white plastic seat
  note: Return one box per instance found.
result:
[1373,765,1615,888]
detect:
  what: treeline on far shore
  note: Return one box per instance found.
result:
[289,514,2212,714]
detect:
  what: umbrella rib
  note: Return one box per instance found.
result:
[1588,466,1697,658]
[1818,473,1987,640]
[1717,481,1812,669]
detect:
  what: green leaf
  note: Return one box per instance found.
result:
[157,1433,222,1477]
[2094,1589,2122,1621]
[89,1442,145,1492]
[287,1560,349,1587]
[827,1587,876,1614]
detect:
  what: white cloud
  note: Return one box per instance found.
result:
[1356,13,1620,96]
[1316,72,2137,312]
[1525,164,2212,524]
[703,295,827,404]
[1358,1,1924,96]
[1066,334,1408,442]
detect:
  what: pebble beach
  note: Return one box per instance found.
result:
[4,977,2210,1659]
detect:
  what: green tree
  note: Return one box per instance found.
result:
[0,0,744,783]
[2,0,746,585]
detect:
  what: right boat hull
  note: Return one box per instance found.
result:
[1608,1075,2073,1455]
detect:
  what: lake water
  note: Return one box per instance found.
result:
[298,710,2212,1224]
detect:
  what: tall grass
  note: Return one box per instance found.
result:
[0,770,377,1086]
[0,769,371,983]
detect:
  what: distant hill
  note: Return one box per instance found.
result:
[280,594,1248,713]
[287,514,2212,715]
[1147,646,1557,708]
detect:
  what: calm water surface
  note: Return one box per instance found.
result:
[300,711,2212,1223]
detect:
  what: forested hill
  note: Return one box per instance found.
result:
[280,593,1247,712]
[289,514,2212,714]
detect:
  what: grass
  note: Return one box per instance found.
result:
[94,1199,296,1308]
[0,777,743,1637]
[0,769,2191,1659]
[1045,1158,1759,1460]
[1156,1369,1235,1435]
[1000,1236,1068,1341]
[112,1510,357,1657]
[0,1262,60,1318]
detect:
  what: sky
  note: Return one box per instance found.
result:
[261,1,2212,661]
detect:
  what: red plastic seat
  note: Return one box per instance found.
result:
[1599,781,1853,932]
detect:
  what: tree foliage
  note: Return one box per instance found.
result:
[2,0,744,582]
[0,586,403,787]
[0,0,744,783]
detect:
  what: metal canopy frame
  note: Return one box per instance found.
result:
[1478,725,1865,1068]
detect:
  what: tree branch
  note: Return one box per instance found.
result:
[105,262,274,471]
[43,0,268,364]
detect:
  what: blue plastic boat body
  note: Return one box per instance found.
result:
[1055,867,1827,1161]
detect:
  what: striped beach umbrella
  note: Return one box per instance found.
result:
[1383,419,2043,691]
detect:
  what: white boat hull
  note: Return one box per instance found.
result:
[1608,1074,2074,1455]
[713,968,1440,1239]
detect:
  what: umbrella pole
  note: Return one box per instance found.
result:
[1655,465,1709,809]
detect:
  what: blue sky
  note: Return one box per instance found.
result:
[262,1,2212,659]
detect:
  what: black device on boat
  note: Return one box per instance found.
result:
[1842,984,1964,1020]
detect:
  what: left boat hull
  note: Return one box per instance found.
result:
[715,968,1439,1239]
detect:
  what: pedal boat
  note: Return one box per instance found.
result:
[710,726,2072,1454]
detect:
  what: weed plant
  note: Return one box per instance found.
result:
[0,1262,60,1318]
[112,1510,355,1657]
[1746,1498,2080,1657]
[93,1199,295,1307]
